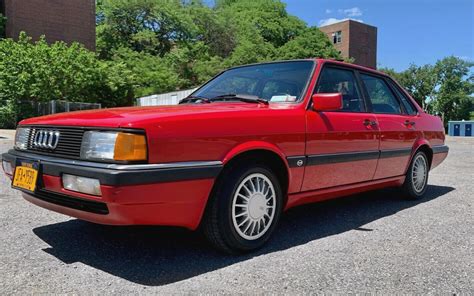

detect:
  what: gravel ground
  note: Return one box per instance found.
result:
[0,132,472,294]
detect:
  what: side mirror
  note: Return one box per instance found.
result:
[312,93,343,111]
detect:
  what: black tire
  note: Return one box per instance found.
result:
[402,151,429,200]
[202,162,283,254]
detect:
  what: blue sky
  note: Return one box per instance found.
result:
[282,0,474,71]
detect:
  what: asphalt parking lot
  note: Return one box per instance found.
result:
[0,131,472,294]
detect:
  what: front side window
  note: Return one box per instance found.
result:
[361,74,402,114]
[193,61,314,103]
[315,67,365,112]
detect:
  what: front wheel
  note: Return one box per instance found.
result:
[402,151,429,200]
[203,163,283,254]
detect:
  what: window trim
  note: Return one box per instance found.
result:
[332,31,342,44]
[357,71,406,116]
[310,64,368,113]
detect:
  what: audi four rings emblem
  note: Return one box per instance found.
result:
[33,130,60,150]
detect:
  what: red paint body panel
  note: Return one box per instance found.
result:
[303,111,380,190]
[373,113,419,179]
[286,176,405,210]
[7,59,448,229]
[38,174,215,229]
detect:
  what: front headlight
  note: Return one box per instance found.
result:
[80,131,147,162]
[14,127,30,150]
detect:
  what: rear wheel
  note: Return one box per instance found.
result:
[402,151,429,200]
[203,163,283,254]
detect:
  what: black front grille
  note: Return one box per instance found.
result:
[27,127,85,158]
[33,189,109,215]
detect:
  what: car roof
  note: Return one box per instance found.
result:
[227,58,389,77]
[315,58,389,77]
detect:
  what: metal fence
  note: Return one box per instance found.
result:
[35,100,102,115]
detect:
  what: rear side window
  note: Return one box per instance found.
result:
[361,74,402,114]
[388,80,418,115]
[315,67,365,112]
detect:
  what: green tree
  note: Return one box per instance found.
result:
[187,3,237,58]
[379,65,437,110]
[96,0,342,98]
[381,56,473,127]
[399,64,437,109]
[111,47,182,97]
[0,14,6,38]
[276,27,341,60]
[0,32,135,127]
[433,56,473,125]
[217,0,306,48]
[96,0,196,58]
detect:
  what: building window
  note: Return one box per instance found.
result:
[332,31,342,44]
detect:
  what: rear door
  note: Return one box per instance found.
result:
[359,73,420,179]
[302,65,380,191]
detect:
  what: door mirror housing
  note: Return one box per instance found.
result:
[312,93,343,111]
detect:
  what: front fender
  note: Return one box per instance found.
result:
[222,141,289,166]
[221,141,305,194]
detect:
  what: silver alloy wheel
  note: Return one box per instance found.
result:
[412,154,428,193]
[231,173,276,240]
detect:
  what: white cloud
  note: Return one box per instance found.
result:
[318,18,364,27]
[338,7,363,17]
[325,9,332,14]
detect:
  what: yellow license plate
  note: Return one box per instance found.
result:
[13,164,39,192]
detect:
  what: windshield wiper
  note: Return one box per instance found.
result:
[210,94,269,105]
[179,95,210,104]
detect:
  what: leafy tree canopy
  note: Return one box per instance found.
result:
[380,56,473,126]
[97,0,342,97]
[0,33,135,127]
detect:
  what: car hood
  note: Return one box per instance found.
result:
[19,103,288,128]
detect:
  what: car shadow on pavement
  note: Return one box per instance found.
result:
[33,184,454,286]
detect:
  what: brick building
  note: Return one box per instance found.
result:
[0,0,95,50]
[320,20,377,69]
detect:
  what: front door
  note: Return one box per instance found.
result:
[454,124,460,136]
[359,73,420,179]
[302,66,380,191]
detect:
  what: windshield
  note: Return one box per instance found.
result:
[192,61,315,103]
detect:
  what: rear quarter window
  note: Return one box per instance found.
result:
[388,80,419,115]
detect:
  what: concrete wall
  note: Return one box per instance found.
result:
[3,0,95,50]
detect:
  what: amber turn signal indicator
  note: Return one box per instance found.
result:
[113,133,147,161]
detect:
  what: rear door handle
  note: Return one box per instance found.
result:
[363,119,377,126]
[404,120,416,126]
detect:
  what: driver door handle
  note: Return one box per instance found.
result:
[363,119,377,126]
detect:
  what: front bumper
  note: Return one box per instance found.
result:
[2,150,223,229]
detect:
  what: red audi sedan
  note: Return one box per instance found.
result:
[2,59,448,253]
